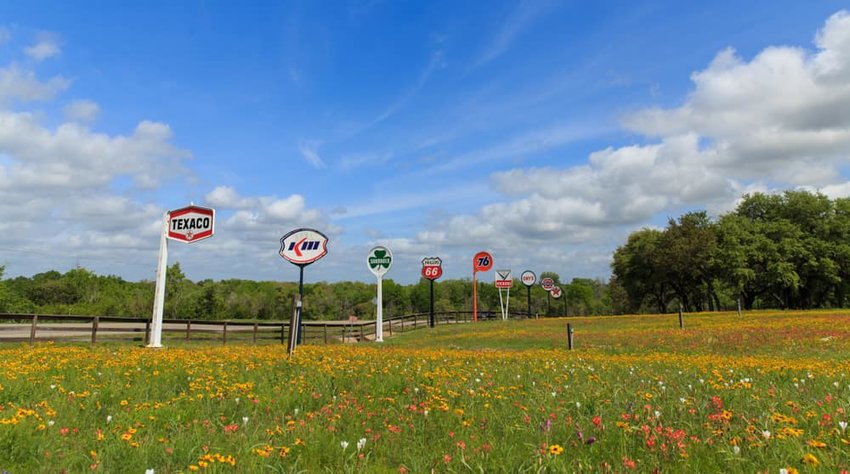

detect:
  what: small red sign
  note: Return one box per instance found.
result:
[541,277,555,291]
[421,257,443,281]
[473,251,493,273]
[550,286,562,299]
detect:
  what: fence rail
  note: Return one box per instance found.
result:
[0,310,529,346]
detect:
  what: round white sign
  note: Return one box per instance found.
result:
[367,246,393,277]
[520,270,536,287]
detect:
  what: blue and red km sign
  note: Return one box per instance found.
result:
[279,228,329,266]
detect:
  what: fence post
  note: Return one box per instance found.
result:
[186,321,191,341]
[29,314,39,345]
[91,316,99,345]
[360,324,365,342]
[388,318,393,336]
[324,324,328,344]
[567,323,574,350]
[144,320,151,345]
[222,321,228,346]
[280,322,286,345]
[678,304,684,329]
[401,317,405,332]
[253,323,258,344]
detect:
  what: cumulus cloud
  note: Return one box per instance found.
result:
[412,9,850,276]
[623,10,850,185]
[24,34,61,61]
[204,186,332,244]
[63,99,100,122]
[0,64,69,103]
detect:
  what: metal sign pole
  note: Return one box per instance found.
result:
[149,212,169,348]
[296,265,305,344]
[526,286,531,319]
[375,275,384,342]
[505,288,510,320]
[472,272,478,322]
[429,279,435,328]
[498,287,504,320]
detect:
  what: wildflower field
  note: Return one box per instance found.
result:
[1,310,850,473]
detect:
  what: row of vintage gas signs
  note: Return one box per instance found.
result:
[164,205,564,297]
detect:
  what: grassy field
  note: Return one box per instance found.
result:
[1,310,849,472]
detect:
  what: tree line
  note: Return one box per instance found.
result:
[0,263,613,321]
[4,189,833,320]
[611,190,850,313]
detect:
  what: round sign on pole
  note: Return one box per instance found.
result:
[279,228,329,266]
[541,277,555,291]
[167,205,215,243]
[421,257,443,280]
[473,251,493,273]
[520,270,536,287]
[550,286,563,299]
[367,246,393,277]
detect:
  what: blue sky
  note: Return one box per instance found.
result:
[0,1,849,284]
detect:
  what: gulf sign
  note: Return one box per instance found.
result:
[279,228,329,266]
[167,205,214,243]
[541,277,555,291]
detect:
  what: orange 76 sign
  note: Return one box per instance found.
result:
[473,251,493,273]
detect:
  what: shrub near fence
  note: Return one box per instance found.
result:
[0,310,529,346]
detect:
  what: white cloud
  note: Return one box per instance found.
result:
[409,10,850,277]
[622,10,850,186]
[0,64,70,103]
[63,99,100,122]
[24,35,61,61]
[298,139,325,169]
[473,0,554,69]
[203,186,331,244]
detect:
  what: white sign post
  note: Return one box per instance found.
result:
[367,246,392,342]
[495,269,513,320]
[149,204,215,348]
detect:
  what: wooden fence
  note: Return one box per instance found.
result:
[0,310,528,346]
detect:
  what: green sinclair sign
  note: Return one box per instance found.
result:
[367,245,393,343]
[367,246,393,278]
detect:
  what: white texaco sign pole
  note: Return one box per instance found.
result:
[149,204,215,348]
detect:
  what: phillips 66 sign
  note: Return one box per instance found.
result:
[421,257,443,280]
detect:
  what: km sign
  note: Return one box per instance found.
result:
[279,228,329,266]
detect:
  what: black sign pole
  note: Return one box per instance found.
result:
[296,265,305,345]
[526,286,531,319]
[429,279,435,328]
[547,291,551,316]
